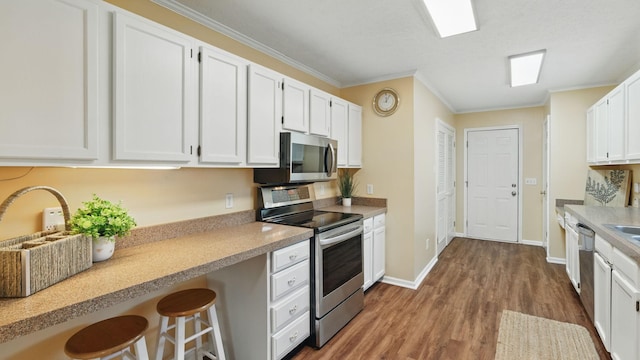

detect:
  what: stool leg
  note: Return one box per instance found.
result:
[174,316,186,360]
[134,336,150,360]
[194,313,203,359]
[155,316,169,360]
[208,305,226,360]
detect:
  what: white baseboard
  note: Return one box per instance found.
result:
[521,239,543,247]
[380,256,438,290]
[546,256,566,265]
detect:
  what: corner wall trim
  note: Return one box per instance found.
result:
[380,256,438,290]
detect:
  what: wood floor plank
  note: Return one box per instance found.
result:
[291,237,610,360]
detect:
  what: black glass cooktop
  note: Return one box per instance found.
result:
[266,210,362,232]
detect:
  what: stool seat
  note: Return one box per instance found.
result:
[65,315,149,359]
[157,288,217,317]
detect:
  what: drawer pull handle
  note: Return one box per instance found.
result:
[288,277,296,286]
[289,253,298,261]
[289,331,298,342]
[289,304,298,314]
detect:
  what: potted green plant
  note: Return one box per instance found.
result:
[69,195,136,262]
[338,169,358,206]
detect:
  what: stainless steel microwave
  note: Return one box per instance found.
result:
[253,132,338,184]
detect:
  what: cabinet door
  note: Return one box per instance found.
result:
[113,12,195,162]
[247,64,282,166]
[626,70,640,160]
[282,77,309,133]
[347,104,363,167]
[607,85,625,161]
[0,0,98,161]
[594,98,609,162]
[199,46,247,165]
[593,252,611,351]
[586,106,596,163]
[363,230,373,290]
[309,89,331,137]
[330,98,349,167]
[611,270,640,360]
[373,226,385,282]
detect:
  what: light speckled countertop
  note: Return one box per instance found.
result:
[564,205,640,263]
[0,221,312,343]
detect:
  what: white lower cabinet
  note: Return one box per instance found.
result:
[593,251,612,351]
[363,214,386,290]
[206,239,310,360]
[593,235,640,360]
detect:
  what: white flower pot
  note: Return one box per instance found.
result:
[92,236,115,262]
[342,198,352,207]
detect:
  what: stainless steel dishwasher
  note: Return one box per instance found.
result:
[578,223,595,322]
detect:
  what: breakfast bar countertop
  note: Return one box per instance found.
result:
[0,221,313,343]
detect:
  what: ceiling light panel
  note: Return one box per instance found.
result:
[423,0,478,38]
[509,50,546,87]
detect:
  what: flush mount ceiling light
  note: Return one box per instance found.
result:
[423,0,478,38]
[509,50,546,87]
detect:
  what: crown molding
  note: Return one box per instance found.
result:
[152,0,341,87]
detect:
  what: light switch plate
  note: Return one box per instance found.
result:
[225,193,233,209]
[525,178,537,185]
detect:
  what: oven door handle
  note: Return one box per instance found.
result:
[319,225,363,247]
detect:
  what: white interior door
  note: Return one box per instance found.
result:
[466,128,519,242]
[436,121,456,255]
[542,116,549,251]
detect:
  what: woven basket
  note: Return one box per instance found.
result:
[0,186,92,297]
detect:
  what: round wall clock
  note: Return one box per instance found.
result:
[373,88,400,116]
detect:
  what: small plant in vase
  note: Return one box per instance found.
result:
[338,169,358,206]
[69,195,136,262]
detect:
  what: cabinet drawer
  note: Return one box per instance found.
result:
[271,311,310,360]
[363,218,373,233]
[612,247,639,287]
[374,214,386,228]
[271,287,310,333]
[271,260,309,301]
[271,240,310,273]
[595,234,613,262]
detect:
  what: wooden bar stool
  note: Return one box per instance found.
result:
[64,315,149,360]
[155,288,226,360]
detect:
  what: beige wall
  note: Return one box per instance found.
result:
[547,86,614,259]
[340,76,454,282]
[454,107,546,242]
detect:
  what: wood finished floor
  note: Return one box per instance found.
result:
[291,237,610,360]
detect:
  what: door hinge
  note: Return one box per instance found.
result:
[197,51,201,63]
[190,49,193,58]
[281,80,285,90]
[190,145,193,155]
[453,221,456,227]
[330,100,332,107]
[281,116,284,124]
[636,301,639,312]
[197,145,201,157]
[466,140,469,148]
[453,181,456,187]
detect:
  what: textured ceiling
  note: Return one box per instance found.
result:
[157,0,640,113]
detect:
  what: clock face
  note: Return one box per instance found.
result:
[373,88,399,116]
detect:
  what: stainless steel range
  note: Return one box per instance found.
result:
[257,184,364,348]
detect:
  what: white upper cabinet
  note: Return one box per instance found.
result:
[199,45,247,165]
[594,98,609,162]
[347,104,363,167]
[247,64,282,166]
[113,11,196,163]
[282,77,309,133]
[0,0,99,163]
[330,98,349,167]
[625,70,640,161]
[309,89,331,137]
[607,84,625,161]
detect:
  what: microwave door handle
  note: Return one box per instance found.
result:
[325,143,336,176]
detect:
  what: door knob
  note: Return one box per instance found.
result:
[511,191,517,196]
[540,190,547,195]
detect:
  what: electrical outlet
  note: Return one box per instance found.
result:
[225,193,233,209]
[318,183,325,195]
[42,207,65,231]
[367,184,374,195]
